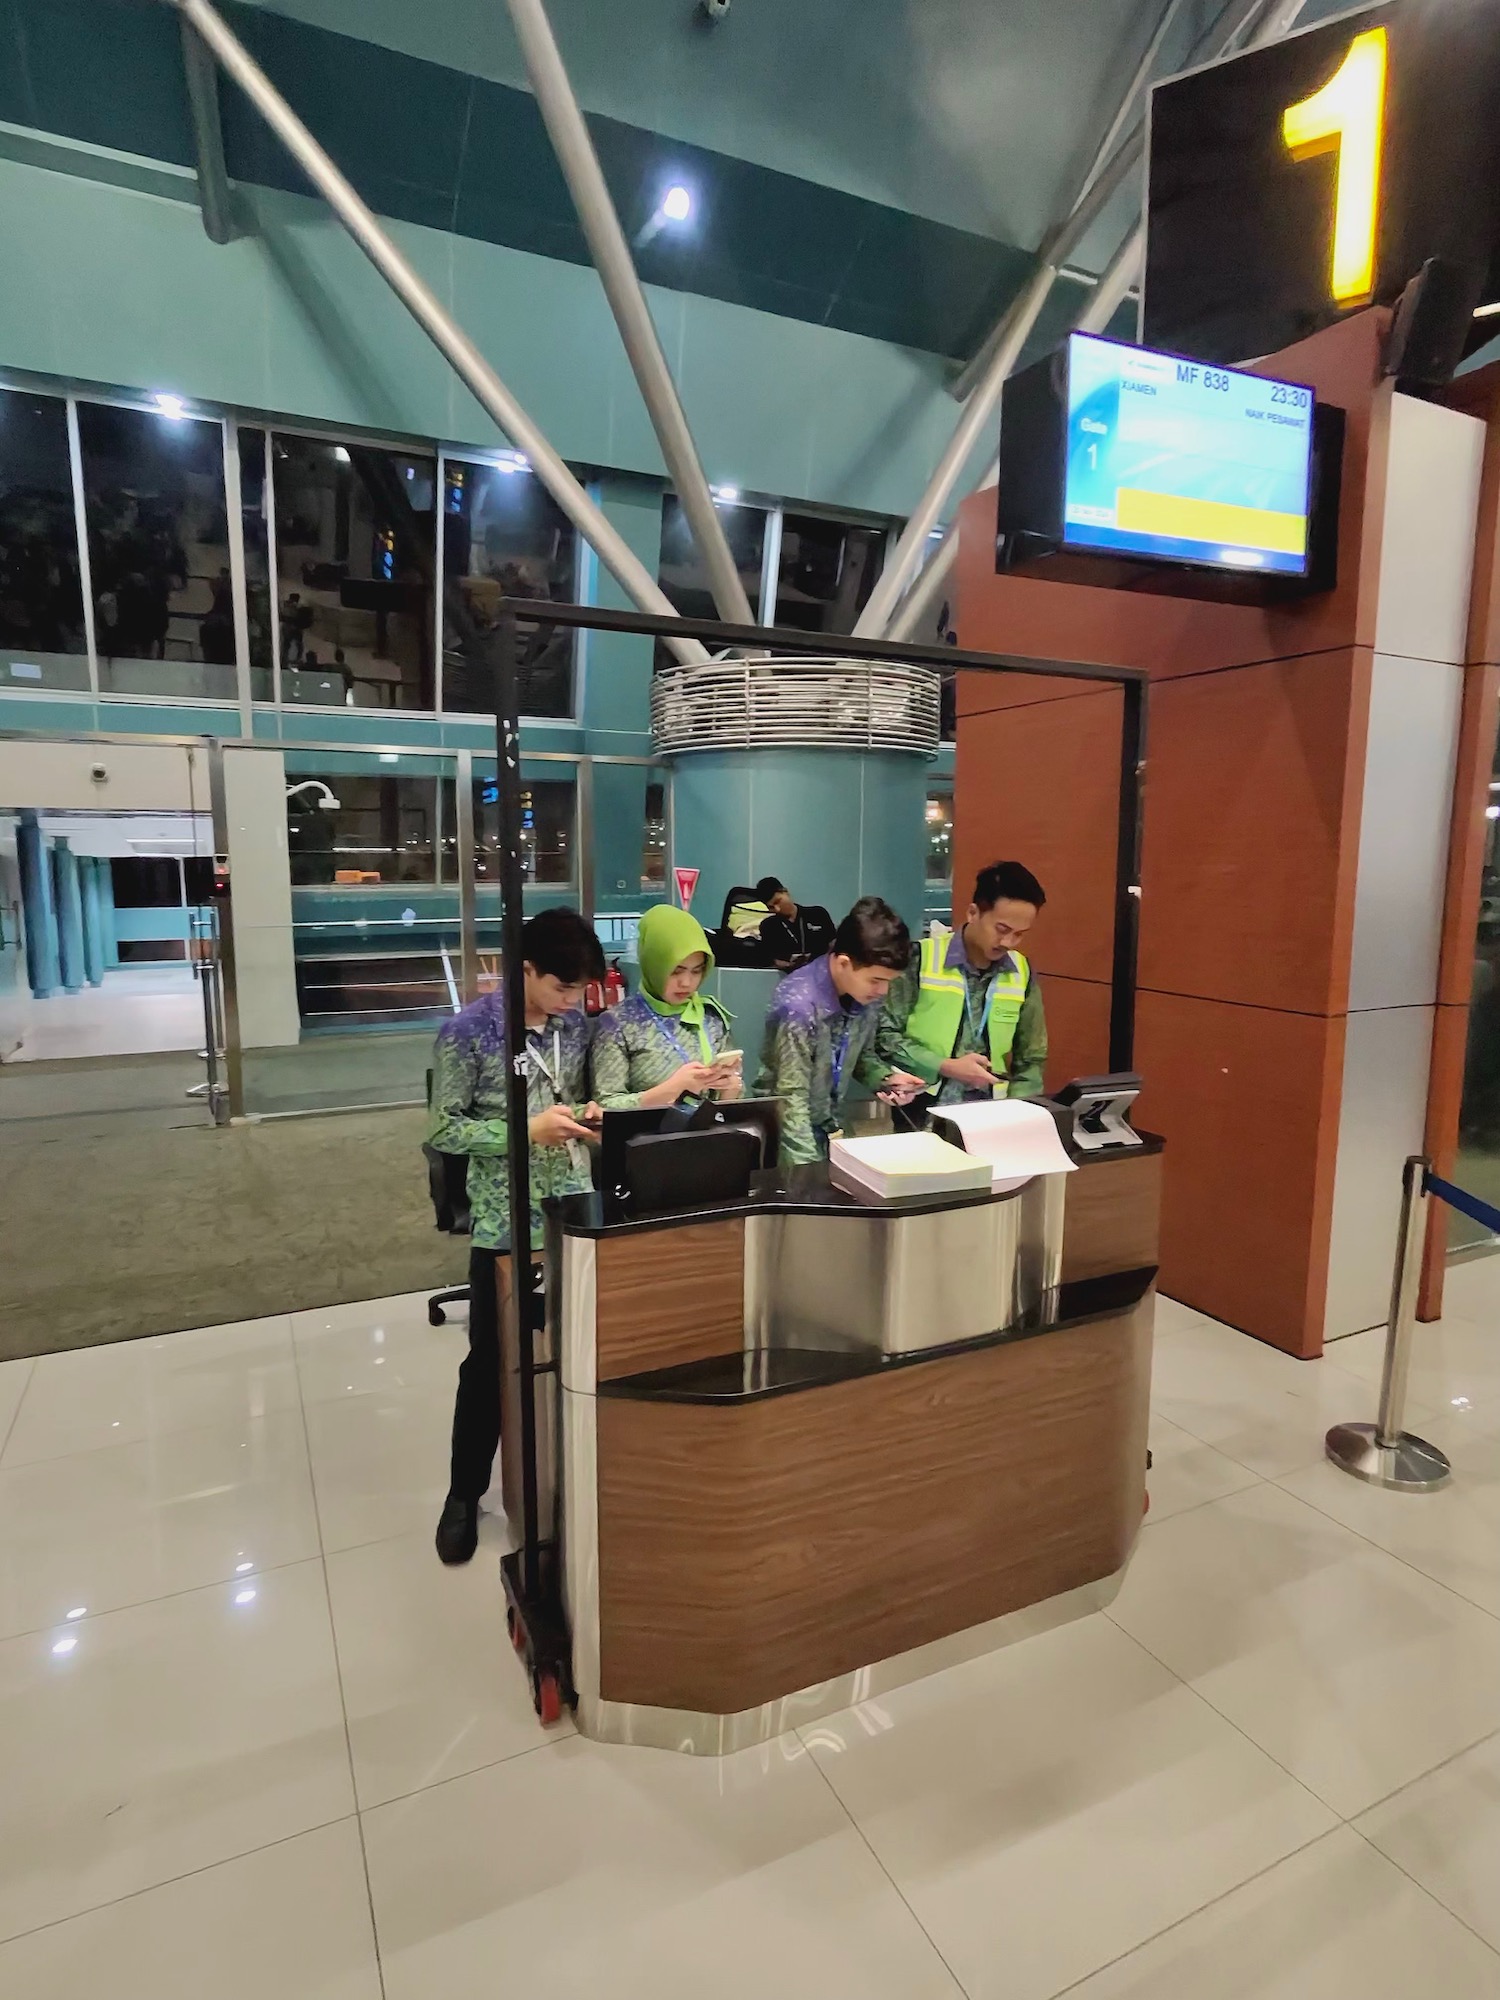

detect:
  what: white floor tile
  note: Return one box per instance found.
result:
[0,1818,381,1999]
[1060,1827,1500,1998]
[0,1356,33,1452]
[2,1317,299,1466]
[801,1615,1334,2000]
[1147,1412,1263,1523]
[0,1408,320,1638]
[327,1525,557,1809]
[0,1559,354,1940]
[303,1388,457,1554]
[1332,1310,1500,1423]
[1280,1418,1500,1619]
[294,1291,467,1405]
[362,1736,965,1999]
[1149,1315,1433,1480]
[1153,1293,1224,1338]
[1357,1730,1500,1953]
[1108,1482,1500,1818]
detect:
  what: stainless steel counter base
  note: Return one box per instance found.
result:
[561,1381,1134,1757]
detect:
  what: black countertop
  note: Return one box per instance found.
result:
[551,1137,1163,1241]
[596,1265,1156,1405]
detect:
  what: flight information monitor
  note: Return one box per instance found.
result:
[1062,333,1315,576]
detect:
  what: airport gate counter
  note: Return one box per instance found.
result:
[519,1091,1161,1754]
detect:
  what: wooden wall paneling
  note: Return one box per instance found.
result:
[1418,1002,1474,1320]
[594,1220,745,1381]
[1134,991,1346,1355]
[596,1300,1152,1715]
[951,686,1122,983]
[1135,649,1373,1018]
[1060,1153,1162,1284]
[1036,973,1113,1089]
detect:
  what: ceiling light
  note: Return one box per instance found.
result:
[1474,301,1500,319]
[51,1636,78,1657]
[334,445,351,463]
[379,752,399,764]
[65,1606,87,1620]
[661,184,693,224]
[711,484,740,504]
[153,392,188,422]
[234,1587,257,1606]
[1487,805,1499,821]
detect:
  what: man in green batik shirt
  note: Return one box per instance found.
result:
[878,860,1049,1112]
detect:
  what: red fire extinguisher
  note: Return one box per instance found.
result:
[585,959,628,1015]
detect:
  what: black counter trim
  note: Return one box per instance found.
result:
[595,1267,1156,1405]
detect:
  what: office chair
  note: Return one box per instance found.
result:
[423,1067,472,1326]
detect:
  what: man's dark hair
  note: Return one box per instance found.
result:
[755,875,786,901]
[973,861,1046,911]
[832,895,910,971]
[521,907,605,985]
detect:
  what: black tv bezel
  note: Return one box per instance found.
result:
[1058,330,1318,582]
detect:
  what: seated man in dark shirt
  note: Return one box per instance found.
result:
[756,876,837,970]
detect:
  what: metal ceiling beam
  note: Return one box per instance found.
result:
[165,0,709,665]
[179,13,237,244]
[870,0,1311,644]
[505,0,755,628]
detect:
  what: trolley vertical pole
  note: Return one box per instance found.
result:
[493,611,542,1597]
[1108,673,1145,1073]
[1326,1153,1452,1491]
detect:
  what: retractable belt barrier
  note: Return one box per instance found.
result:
[1325,1154,1497,1493]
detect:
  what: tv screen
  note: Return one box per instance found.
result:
[1062,333,1315,577]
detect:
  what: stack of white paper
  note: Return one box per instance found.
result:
[829,1131,992,1202]
[933,1099,1077,1191]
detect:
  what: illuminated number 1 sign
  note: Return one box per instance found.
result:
[1282,26,1389,306]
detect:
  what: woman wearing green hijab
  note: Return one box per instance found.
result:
[590,903,742,1109]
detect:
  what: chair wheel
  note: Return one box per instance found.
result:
[428,1302,445,1327]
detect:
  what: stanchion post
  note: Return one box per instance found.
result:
[1326,1153,1452,1492]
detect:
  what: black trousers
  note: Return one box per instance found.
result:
[449,1246,504,1503]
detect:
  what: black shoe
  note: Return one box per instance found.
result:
[435,1494,479,1565]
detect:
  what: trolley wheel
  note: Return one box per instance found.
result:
[427,1302,446,1327]
[535,1669,564,1727]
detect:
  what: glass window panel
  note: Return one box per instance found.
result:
[657,495,765,665]
[642,779,666,892]
[775,513,886,636]
[440,457,577,717]
[110,855,184,908]
[272,435,436,711]
[284,768,438,885]
[78,401,236,702]
[925,790,954,883]
[468,772,576,886]
[237,425,274,702]
[0,389,88,692]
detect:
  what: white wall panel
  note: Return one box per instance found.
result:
[222,748,300,1050]
[1346,654,1462,1012]
[0,741,202,813]
[1324,1004,1433,1341]
[1374,394,1484,665]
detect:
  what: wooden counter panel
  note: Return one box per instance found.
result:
[1061,1152,1161,1284]
[597,1299,1152,1714]
[595,1219,745,1381]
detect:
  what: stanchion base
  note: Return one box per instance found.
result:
[1325,1423,1452,1492]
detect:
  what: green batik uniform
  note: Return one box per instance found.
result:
[755,953,894,1166]
[878,924,1047,1104]
[428,991,595,1251]
[591,902,733,1110]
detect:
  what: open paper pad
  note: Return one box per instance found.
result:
[935,1100,1077,1191]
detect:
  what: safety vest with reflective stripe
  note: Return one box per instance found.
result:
[905,926,1029,1097]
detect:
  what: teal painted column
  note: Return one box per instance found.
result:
[16,810,61,997]
[582,473,666,918]
[52,838,85,993]
[95,857,120,968]
[80,854,106,986]
[669,749,928,945]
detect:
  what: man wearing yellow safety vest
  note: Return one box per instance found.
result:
[877,860,1048,1110]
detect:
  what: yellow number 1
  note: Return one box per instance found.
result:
[1282,25,1388,306]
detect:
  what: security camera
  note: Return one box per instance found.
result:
[700,0,730,19]
[89,763,107,784]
